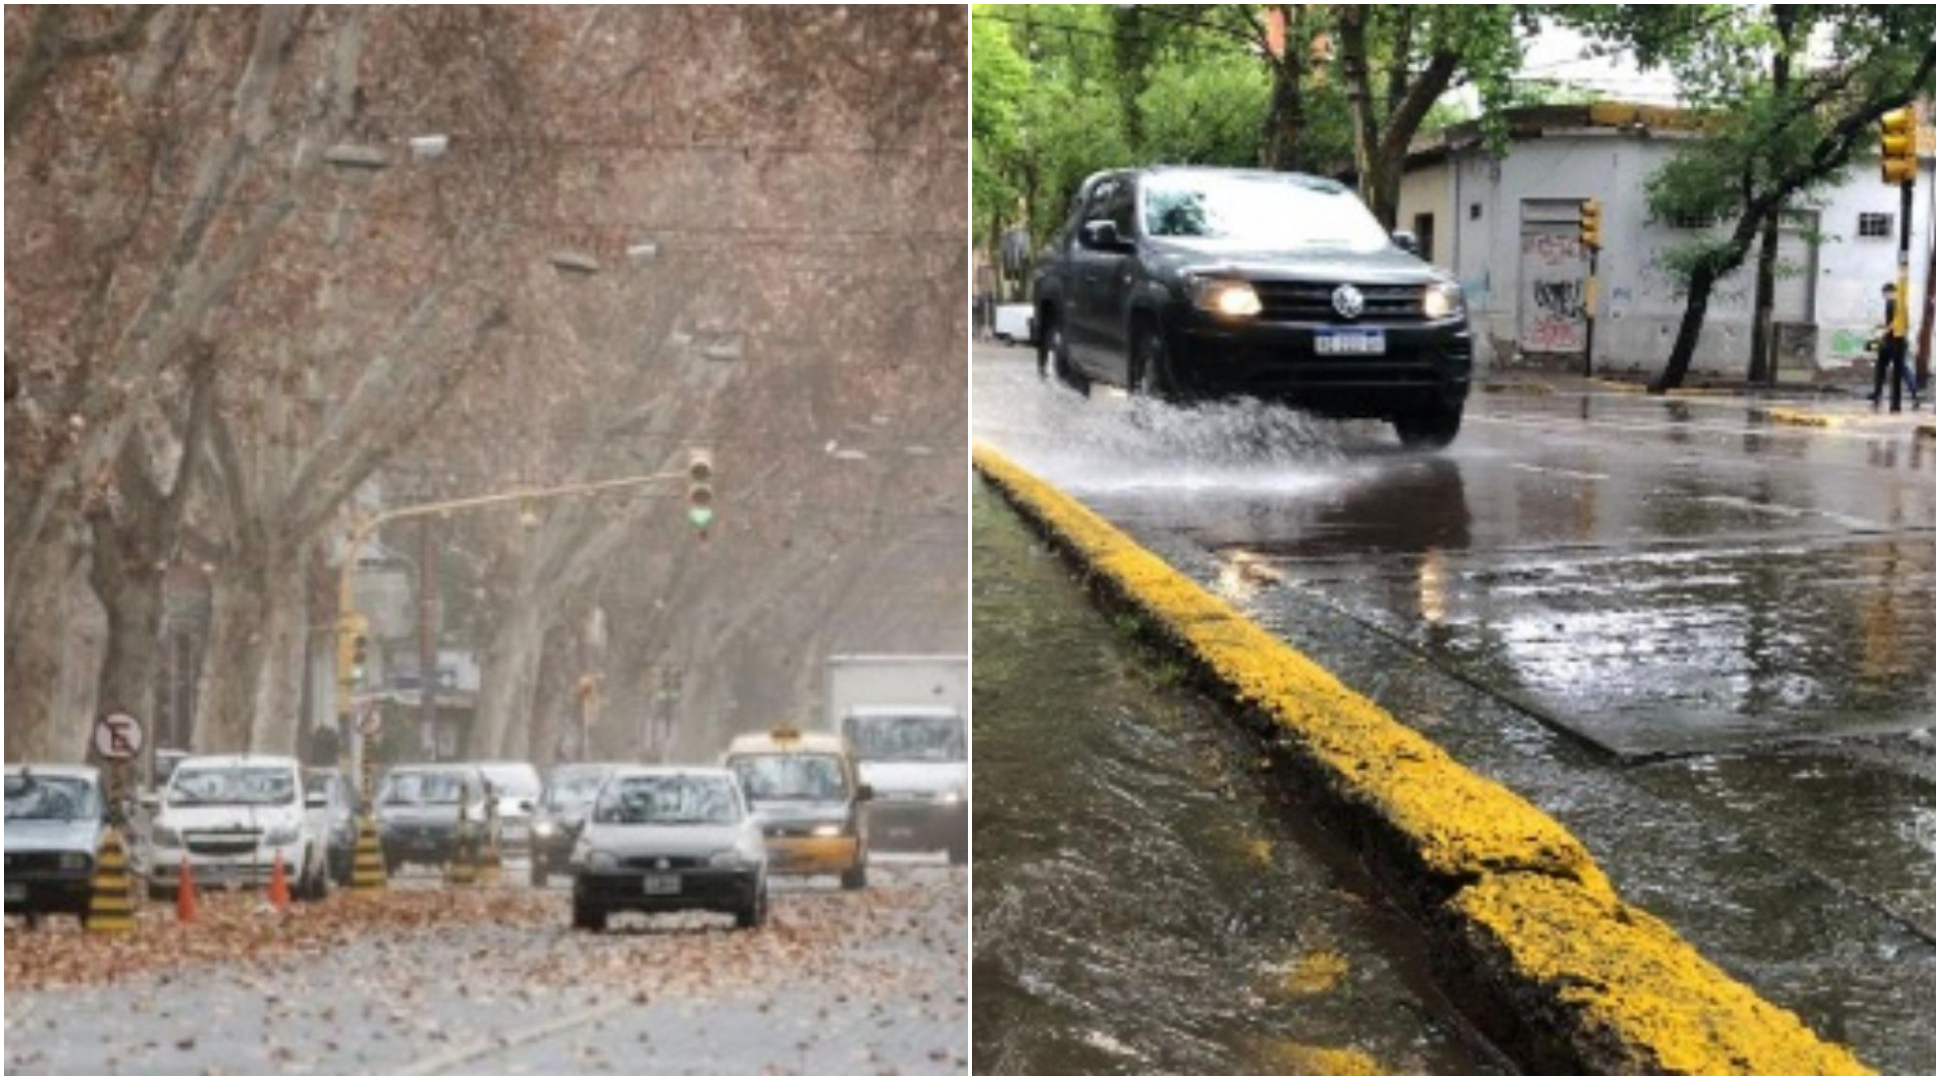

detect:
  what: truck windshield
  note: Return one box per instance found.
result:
[5,775,98,820]
[169,766,296,807]
[729,754,848,802]
[382,772,467,805]
[1142,174,1391,253]
[843,714,965,763]
[594,776,739,825]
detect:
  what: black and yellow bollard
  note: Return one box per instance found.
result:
[86,826,137,933]
[444,821,477,888]
[478,830,503,887]
[350,815,388,892]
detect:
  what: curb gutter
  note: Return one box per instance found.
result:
[973,443,1871,1077]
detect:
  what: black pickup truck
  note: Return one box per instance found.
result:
[1031,166,1473,447]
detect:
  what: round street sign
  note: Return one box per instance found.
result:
[358,707,383,739]
[91,712,146,761]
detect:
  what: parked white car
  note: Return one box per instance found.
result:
[145,755,329,901]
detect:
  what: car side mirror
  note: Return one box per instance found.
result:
[856,783,875,803]
[1391,230,1420,255]
[519,799,535,813]
[1081,219,1129,252]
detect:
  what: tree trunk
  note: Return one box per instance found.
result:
[3,544,87,762]
[195,546,306,752]
[473,599,547,760]
[1653,262,1721,393]
[1747,212,1780,385]
[86,522,165,726]
[1260,58,1305,171]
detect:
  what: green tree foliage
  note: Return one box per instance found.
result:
[1582,5,1936,390]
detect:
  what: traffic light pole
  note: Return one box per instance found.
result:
[334,466,692,767]
[1891,177,1913,412]
[1583,247,1600,378]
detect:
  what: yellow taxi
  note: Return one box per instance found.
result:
[722,724,870,889]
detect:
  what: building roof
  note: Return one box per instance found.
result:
[1402,101,1936,169]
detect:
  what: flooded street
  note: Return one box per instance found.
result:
[972,483,1504,1075]
[973,342,1935,1073]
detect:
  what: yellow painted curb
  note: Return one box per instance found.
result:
[974,443,1872,1076]
[1482,381,1556,396]
[1757,406,1841,429]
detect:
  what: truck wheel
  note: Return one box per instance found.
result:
[947,836,967,866]
[840,863,868,891]
[1131,325,1185,404]
[1042,318,1090,395]
[1394,399,1464,449]
[571,897,606,932]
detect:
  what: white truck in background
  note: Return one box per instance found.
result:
[824,654,967,864]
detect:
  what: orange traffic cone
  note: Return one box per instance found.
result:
[267,851,291,912]
[176,858,198,923]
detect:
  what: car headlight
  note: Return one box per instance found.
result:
[262,825,300,846]
[57,852,92,871]
[933,789,965,805]
[1186,276,1262,319]
[1423,281,1463,319]
[151,825,182,848]
[533,820,556,838]
[708,849,756,868]
[586,849,617,870]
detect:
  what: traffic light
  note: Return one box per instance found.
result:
[336,613,370,687]
[686,448,714,534]
[1578,198,1602,250]
[1879,107,1917,185]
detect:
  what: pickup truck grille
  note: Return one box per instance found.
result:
[1253,281,1426,324]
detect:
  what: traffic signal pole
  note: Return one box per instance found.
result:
[334,462,705,770]
[1579,199,1602,377]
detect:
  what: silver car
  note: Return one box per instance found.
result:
[569,767,767,932]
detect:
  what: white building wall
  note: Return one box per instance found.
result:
[1397,131,1934,379]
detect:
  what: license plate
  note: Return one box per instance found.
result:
[642,873,680,896]
[5,882,25,902]
[1316,329,1386,356]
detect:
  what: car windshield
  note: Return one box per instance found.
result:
[1141,174,1391,252]
[593,776,739,825]
[729,754,848,802]
[479,766,540,799]
[546,769,613,809]
[844,714,965,763]
[169,766,296,807]
[382,772,468,805]
[4,774,98,820]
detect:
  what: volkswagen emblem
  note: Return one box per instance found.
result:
[1331,283,1365,319]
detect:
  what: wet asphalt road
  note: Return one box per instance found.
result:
[973,342,1935,1073]
[973,481,1507,1075]
[4,859,967,1075]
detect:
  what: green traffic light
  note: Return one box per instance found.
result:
[688,506,715,530]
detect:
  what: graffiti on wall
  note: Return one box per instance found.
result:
[1519,229,1586,353]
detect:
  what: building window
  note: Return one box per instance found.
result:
[1857,212,1893,239]
[1413,212,1435,262]
[1469,202,1483,221]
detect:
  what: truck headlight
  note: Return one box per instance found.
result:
[810,823,844,838]
[1423,281,1463,319]
[151,825,182,849]
[262,825,299,846]
[57,852,92,871]
[1187,277,1262,319]
[533,820,556,838]
[586,849,617,870]
[933,789,965,805]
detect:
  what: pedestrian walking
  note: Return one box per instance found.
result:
[1869,282,1919,411]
